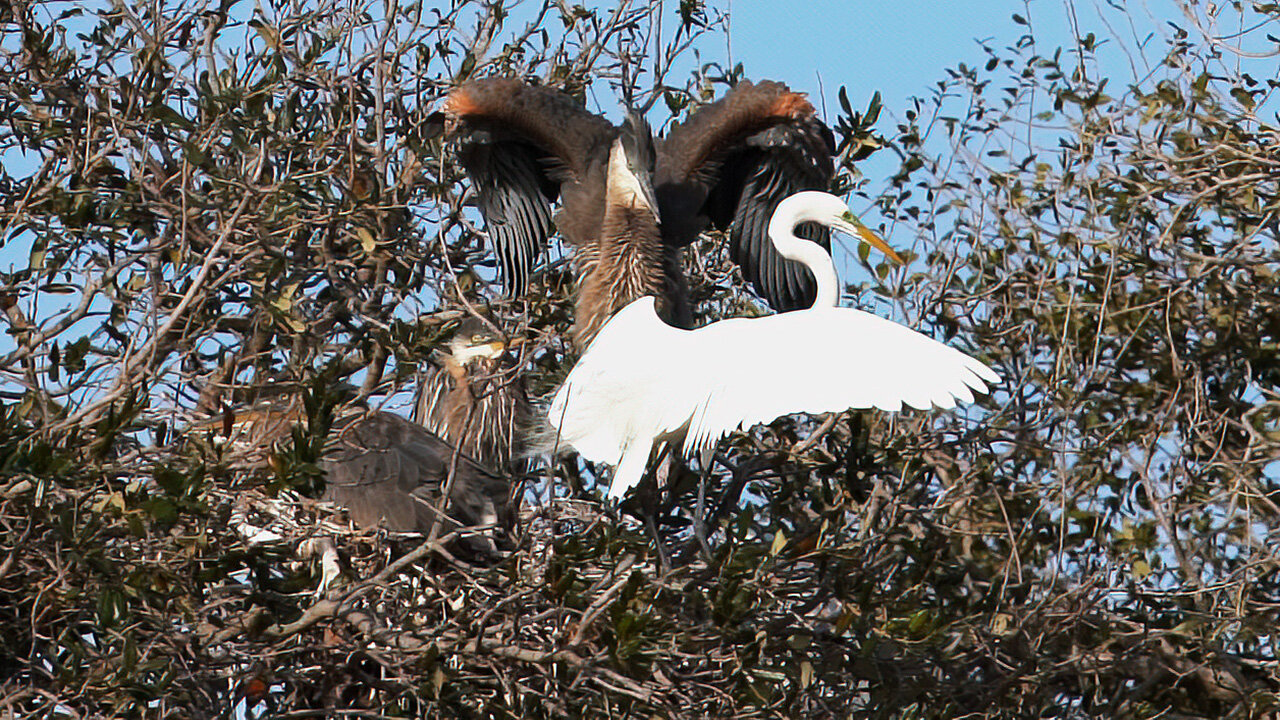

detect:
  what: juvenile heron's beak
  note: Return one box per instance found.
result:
[637,173,661,223]
[837,211,904,265]
[480,340,509,360]
[452,338,508,365]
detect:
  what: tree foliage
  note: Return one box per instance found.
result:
[0,0,1277,718]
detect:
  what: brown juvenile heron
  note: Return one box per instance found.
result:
[413,317,531,475]
[210,316,529,538]
[324,316,531,543]
[435,77,836,346]
[215,398,514,542]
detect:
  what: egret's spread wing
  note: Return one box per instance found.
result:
[321,411,510,535]
[548,297,683,467]
[680,308,1000,455]
[656,80,835,310]
[442,79,615,295]
[547,296,706,498]
[547,298,998,500]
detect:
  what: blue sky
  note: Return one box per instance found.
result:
[742,0,1169,86]
[720,1,1076,293]
[729,1,1038,114]
[728,0,1277,126]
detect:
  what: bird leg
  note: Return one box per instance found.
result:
[644,512,671,576]
[627,446,674,575]
[709,453,763,526]
[652,442,705,571]
[692,446,717,562]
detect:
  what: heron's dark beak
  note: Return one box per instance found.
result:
[422,111,447,140]
[838,211,904,265]
[637,173,661,223]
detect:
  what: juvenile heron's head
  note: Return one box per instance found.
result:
[447,318,508,366]
[607,113,660,220]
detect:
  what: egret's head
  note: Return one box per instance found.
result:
[786,190,904,265]
[608,113,661,221]
[448,318,508,365]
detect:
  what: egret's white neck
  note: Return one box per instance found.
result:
[767,193,840,309]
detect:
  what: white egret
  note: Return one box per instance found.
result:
[546,191,999,499]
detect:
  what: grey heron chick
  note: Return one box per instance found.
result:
[213,400,514,544]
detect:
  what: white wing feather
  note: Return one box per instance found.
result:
[548,298,685,467]
[549,296,998,475]
[679,306,998,455]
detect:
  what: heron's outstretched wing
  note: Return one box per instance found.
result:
[440,78,616,295]
[321,411,512,537]
[655,80,836,310]
[678,307,1000,455]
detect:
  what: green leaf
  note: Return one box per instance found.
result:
[769,530,787,556]
[149,102,194,130]
[357,227,376,254]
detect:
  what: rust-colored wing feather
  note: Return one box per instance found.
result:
[441,78,616,295]
[655,80,836,310]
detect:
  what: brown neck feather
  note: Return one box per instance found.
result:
[572,198,664,348]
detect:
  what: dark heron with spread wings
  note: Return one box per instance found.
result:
[435,77,837,346]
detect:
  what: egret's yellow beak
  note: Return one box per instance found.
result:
[838,210,904,265]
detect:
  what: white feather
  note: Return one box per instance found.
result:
[546,191,1000,499]
[549,297,998,498]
